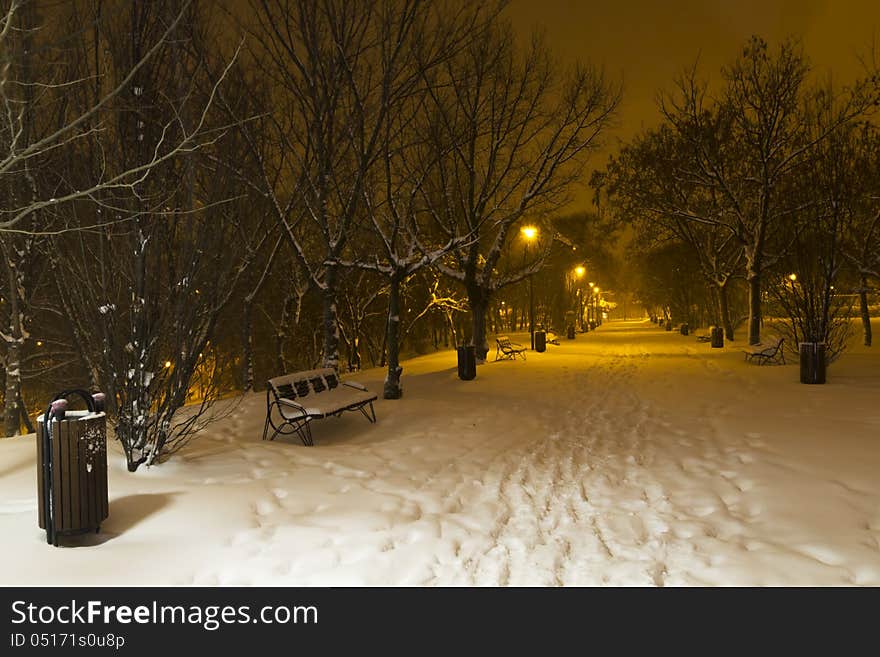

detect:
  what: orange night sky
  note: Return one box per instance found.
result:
[508,0,880,207]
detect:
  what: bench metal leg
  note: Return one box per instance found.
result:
[358,402,377,424]
[296,421,314,447]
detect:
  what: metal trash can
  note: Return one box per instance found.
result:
[665,321,672,331]
[567,325,575,340]
[799,342,826,384]
[680,323,689,336]
[457,345,476,381]
[534,330,547,352]
[37,389,108,546]
[711,326,724,348]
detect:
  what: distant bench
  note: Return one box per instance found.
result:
[263,368,377,445]
[495,336,527,361]
[744,337,786,366]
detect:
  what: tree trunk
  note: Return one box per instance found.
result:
[322,265,340,371]
[19,394,34,434]
[718,282,735,341]
[4,342,22,437]
[2,250,24,438]
[275,290,296,374]
[747,272,762,345]
[241,300,255,391]
[469,287,490,362]
[859,276,871,347]
[384,274,403,399]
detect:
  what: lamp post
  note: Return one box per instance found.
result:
[574,266,586,330]
[594,286,601,326]
[588,282,594,326]
[521,225,538,349]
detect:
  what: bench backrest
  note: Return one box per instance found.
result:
[767,338,784,354]
[268,368,340,400]
[497,337,512,347]
[756,337,784,356]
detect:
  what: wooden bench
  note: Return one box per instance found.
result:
[495,336,527,361]
[263,368,377,445]
[744,337,786,365]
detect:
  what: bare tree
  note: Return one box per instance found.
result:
[606,124,744,339]
[243,0,492,372]
[840,121,880,346]
[43,1,253,469]
[0,1,238,436]
[423,24,620,359]
[660,37,875,344]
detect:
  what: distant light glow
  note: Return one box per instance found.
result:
[575,265,586,278]
[164,361,172,369]
[520,225,538,241]
[789,273,797,282]
[36,341,43,347]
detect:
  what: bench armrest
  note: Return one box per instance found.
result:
[277,397,308,416]
[343,381,368,391]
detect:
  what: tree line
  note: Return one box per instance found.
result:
[0,0,620,468]
[605,36,880,357]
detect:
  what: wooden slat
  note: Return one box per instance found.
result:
[61,421,73,531]
[69,421,81,531]
[84,422,95,530]
[37,423,45,530]
[81,422,91,528]
[51,420,62,533]
[98,421,108,522]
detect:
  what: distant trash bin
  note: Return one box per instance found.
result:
[37,389,108,546]
[665,321,673,331]
[711,326,724,348]
[534,330,547,352]
[457,345,476,381]
[799,342,826,384]
[567,324,575,340]
[680,323,689,336]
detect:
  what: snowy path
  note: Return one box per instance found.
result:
[2,320,879,585]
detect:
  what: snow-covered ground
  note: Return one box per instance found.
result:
[2,319,879,586]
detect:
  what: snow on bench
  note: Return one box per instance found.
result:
[263,368,377,445]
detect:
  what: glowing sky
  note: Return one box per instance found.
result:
[508,0,880,205]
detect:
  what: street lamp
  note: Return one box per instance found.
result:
[520,225,538,349]
[574,266,586,330]
[593,286,601,326]
[588,282,594,325]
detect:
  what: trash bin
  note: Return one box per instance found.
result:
[711,326,724,348]
[665,321,673,332]
[534,330,547,352]
[567,324,575,340]
[799,342,826,384]
[680,322,689,336]
[457,345,476,381]
[37,389,108,546]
